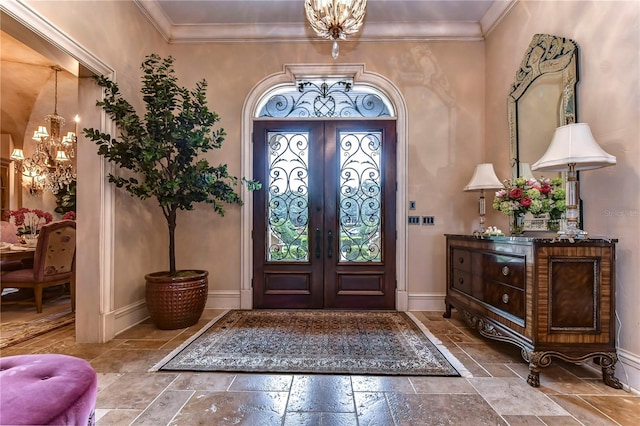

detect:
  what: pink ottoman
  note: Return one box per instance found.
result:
[0,354,98,425]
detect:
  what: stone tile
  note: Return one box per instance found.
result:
[169,390,287,425]
[97,372,178,410]
[96,372,126,393]
[351,375,415,394]
[131,389,194,425]
[580,379,633,396]
[90,348,173,373]
[458,341,523,365]
[96,409,143,425]
[483,363,521,378]
[500,416,547,425]
[469,377,570,416]
[30,337,124,360]
[538,415,583,425]
[284,411,359,426]
[507,362,604,394]
[230,373,293,392]
[117,339,172,349]
[353,392,395,425]
[114,322,186,340]
[168,372,236,392]
[580,394,640,425]
[287,375,355,413]
[548,395,619,425]
[446,347,490,377]
[386,393,506,425]
[409,377,477,394]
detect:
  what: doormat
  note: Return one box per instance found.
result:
[152,310,469,377]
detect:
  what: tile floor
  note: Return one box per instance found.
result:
[1,309,638,425]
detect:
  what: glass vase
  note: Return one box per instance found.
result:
[547,219,561,232]
[510,214,525,235]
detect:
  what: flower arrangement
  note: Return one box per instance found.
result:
[2,208,54,236]
[62,211,76,221]
[493,177,566,220]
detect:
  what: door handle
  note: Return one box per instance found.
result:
[315,228,321,259]
[327,230,333,259]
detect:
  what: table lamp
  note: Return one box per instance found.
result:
[532,123,616,239]
[464,163,504,233]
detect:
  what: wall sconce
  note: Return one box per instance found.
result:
[532,123,616,239]
[464,163,504,233]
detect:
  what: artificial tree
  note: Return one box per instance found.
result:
[84,54,259,328]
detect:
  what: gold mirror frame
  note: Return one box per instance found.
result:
[508,34,579,231]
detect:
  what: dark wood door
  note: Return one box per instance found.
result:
[252,120,396,309]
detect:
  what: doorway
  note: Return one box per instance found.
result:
[252,120,397,309]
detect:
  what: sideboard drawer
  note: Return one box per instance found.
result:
[451,269,472,295]
[451,248,471,272]
[481,253,525,289]
[481,281,525,320]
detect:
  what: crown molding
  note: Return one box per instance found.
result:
[135,0,516,44]
[481,0,519,36]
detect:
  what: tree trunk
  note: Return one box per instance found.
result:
[168,207,177,275]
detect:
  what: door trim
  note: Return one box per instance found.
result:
[241,64,408,310]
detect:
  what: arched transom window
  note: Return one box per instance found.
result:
[256,79,394,119]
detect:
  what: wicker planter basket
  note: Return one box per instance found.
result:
[145,270,208,330]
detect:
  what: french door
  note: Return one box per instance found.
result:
[252,120,396,309]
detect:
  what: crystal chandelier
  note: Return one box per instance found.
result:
[10,66,77,195]
[304,0,367,59]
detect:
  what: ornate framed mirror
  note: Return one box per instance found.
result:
[508,34,579,231]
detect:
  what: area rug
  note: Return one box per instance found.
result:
[153,310,469,377]
[0,309,74,349]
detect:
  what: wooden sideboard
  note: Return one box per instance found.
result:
[444,234,622,388]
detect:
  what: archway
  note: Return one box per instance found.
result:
[240,64,409,310]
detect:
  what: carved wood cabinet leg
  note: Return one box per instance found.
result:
[443,303,452,318]
[598,353,623,389]
[527,364,541,387]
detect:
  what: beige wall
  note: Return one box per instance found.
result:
[486,0,640,390]
[168,41,485,298]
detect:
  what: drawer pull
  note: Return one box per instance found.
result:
[502,266,510,276]
[458,257,464,264]
[458,277,464,285]
[502,293,509,304]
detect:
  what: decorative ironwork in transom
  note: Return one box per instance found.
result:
[257,80,393,118]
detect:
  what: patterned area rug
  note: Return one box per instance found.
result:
[0,309,74,349]
[154,310,467,376]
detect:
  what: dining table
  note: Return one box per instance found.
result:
[0,244,36,263]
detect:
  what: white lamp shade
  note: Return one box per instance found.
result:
[464,163,503,191]
[532,123,616,172]
[10,149,25,161]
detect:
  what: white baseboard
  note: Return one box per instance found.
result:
[617,347,640,394]
[206,290,241,309]
[110,299,148,338]
[407,292,447,312]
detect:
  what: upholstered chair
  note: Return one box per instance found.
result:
[0,221,19,244]
[1,220,24,272]
[0,220,76,313]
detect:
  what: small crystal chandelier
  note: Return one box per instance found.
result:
[10,66,77,195]
[304,0,367,59]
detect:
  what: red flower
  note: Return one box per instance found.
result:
[509,188,523,199]
[520,197,532,208]
[539,184,552,195]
